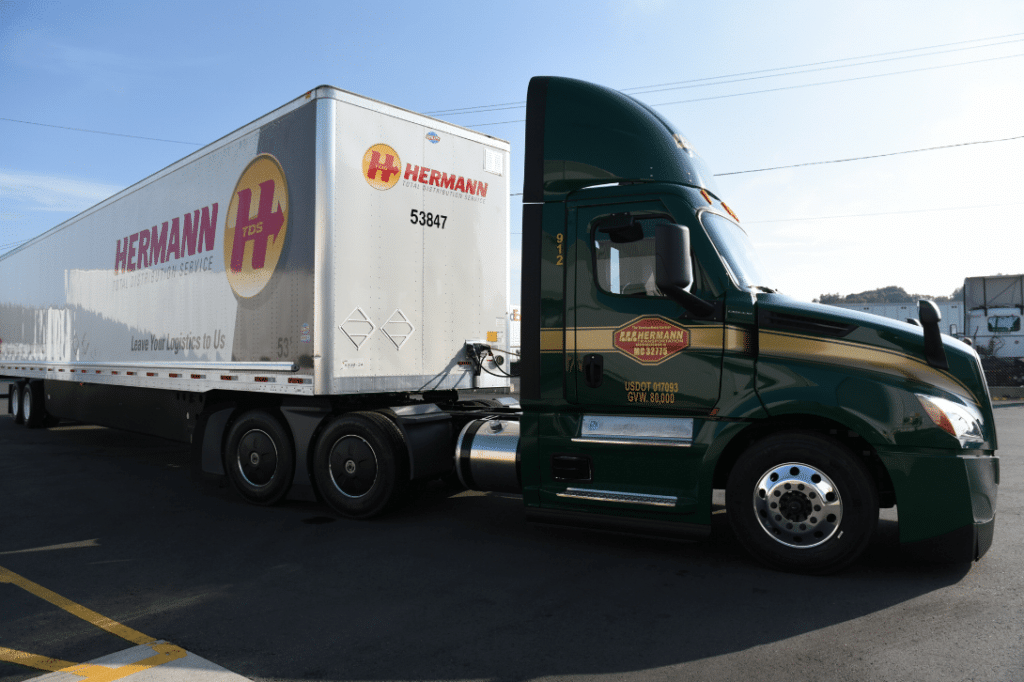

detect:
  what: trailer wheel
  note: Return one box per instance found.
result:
[8,383,22,423]
[22,382,46,429]
[312,412,409,519]
[223,411,295,506]
[726,431,878,574]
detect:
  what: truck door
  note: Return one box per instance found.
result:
[552,198,724,510]
[569,199,723,412]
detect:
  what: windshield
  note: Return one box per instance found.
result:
[700,211,775,293]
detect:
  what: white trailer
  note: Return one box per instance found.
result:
[964,275,1024,359]
[829,301,964,336]
[1,86,511,513]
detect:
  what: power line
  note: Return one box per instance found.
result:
[623,34,1024,95]
[5,33,1022,152]
[0,117,202,146]
[742,200,1024,225]
[715,133,1024,176]
[650,51,1024,109]
[466,50,1024,127]
[628,37,1024,97]
[427,31,1024,116]
[474,133,1024,201]
[508,199,1024,234]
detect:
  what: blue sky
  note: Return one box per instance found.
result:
[2,0,1023,304]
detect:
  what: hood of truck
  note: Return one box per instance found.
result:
[753,294,996,449]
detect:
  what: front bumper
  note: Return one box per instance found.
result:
[877,448,998,562]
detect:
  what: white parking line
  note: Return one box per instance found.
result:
[36,642,252,682]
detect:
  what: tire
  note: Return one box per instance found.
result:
[223,410,295,506]
[22,382,46,429]
[726,431,879,575]
[311,412,409,519]
[8,383,20,421]
[11,383,25,424]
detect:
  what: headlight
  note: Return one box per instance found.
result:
[916,394,985,448]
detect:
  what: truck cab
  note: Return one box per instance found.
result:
[516,77,999,573]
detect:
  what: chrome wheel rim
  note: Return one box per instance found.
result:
[21,387,31,422]
[328,435,378,498]
[753,462,843,549]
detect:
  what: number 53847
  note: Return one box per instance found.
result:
[410,209,447,228]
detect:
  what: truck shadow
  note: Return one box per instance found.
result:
[0,420,974,682]
[203,483,972,681]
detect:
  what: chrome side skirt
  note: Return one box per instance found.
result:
[556,487,677,507]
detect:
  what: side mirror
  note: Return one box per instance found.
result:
[655,224,715,318]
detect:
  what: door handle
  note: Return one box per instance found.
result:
[583,353,604,388]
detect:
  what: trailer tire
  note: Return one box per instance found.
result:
[8,383,22,423]
[223,410,295,506]
[726,431,878,575]
[22,382,46,429]
[312,412,409,519]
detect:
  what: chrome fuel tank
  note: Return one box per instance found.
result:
[455,418,521,493]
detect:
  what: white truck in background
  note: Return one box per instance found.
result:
[964,275,1024,359]
[963,274,1024,388]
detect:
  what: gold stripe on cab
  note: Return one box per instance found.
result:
[758,329,977,405]
[540,322,747,355]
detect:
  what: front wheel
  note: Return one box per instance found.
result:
[726,431,878,574]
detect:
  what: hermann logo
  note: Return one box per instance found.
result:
[362,143,401,190]
[614,316,690,365]
[223,154,289,299]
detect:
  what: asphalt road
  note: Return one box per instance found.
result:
[1,392,1021,682]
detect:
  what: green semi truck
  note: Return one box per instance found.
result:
[512,76,997,573]
[2,77,998,574]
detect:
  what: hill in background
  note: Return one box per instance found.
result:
[815,285,963,305]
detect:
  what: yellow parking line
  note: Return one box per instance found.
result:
[0,565,154,645]
[0,646,79,672]
[0,564,188,678]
